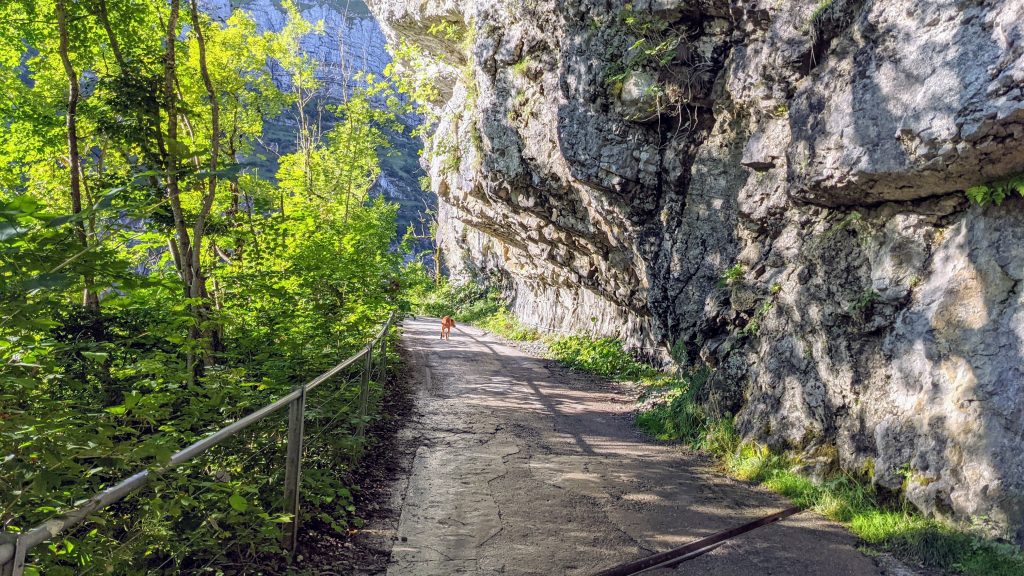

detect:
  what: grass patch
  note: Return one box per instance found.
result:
[635,370,712,445]
[678,413,1023,575]
[710,431,1024,574]
[547,335,656,380]
[475,307,539,341]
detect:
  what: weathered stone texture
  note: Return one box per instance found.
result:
[368,0,1024,543]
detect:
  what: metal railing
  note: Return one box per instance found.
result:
[0,311,397,576]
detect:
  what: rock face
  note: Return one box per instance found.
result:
[367,0,1024,544]
[202,0,390,99]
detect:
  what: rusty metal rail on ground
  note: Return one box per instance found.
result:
[592,506,802,576]
[0,311,397,576]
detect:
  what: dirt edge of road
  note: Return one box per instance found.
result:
[293,342,419,575]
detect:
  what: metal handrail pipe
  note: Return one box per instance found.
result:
[0,311,395,567]
[306,346,369,393]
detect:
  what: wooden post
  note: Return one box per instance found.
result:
[281,385,306,553]
[356,349,371,439]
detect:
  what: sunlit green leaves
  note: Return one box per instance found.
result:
[1,1,414,573]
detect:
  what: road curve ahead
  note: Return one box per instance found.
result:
[386,317,883,576]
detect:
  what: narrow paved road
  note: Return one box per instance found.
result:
[386,318,884,575]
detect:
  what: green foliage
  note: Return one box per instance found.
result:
[547,336,656,380]
[384,40,444,129]
[599,2,709,121]
[476,308,539,341]
[636,369,714,445]
[0,2,416,573]
[409,280,539,341]
[429,134,462,176]
[810,0,837,23]
[769,103,789,118]
[741,298,775,336]
[512,57,531,77]
[737,454,1024,576]
[719,263,745,287]
[965,174,1024,207]
[851,289,880,314]
[427,20,465,42]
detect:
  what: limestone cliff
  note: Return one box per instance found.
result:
[368,0,1024,543]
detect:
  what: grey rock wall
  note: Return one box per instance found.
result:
[368,0,1024,543]
[202,0,389,99]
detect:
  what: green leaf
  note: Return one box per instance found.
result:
[229,493,248,512]
[7,195,40,215]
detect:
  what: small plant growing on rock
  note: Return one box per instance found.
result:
[719,263,745,287]
[742,299,775,337]
[851,289,880,314]
[769,103,789,118]
[427,20,465,42]
[810,0,837,23]
[965,174,1024,207]
[511,57,531,77]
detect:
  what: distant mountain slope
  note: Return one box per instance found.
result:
[201,0,435,261]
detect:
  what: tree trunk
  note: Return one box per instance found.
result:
[190,0,222,366]
[56,0,99,312]
[93,0,126,70]
[435,245,442,284]
[162,0,203,380]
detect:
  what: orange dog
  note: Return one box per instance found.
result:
[440,316,455,340]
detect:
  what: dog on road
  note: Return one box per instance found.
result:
[440,316,455,340]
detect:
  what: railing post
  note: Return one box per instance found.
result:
[378,326,387,382]
[0,533,26,576]
[281,384,306,553]
[356,348,372,439]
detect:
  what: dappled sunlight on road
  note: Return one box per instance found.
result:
[387,317,883,576]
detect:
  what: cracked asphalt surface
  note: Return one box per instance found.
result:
[385,317,884,576]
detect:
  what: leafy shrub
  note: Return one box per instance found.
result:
[410,280,539,341]
[477,307,539,341]
[410,279,491,319]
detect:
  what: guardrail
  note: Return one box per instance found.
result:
[0,311,398,576]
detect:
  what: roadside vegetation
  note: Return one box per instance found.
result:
[415,282,1024,576]
[410,280,539,341]
[1,1,425,573]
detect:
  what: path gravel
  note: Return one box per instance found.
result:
[384,317,887,575]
